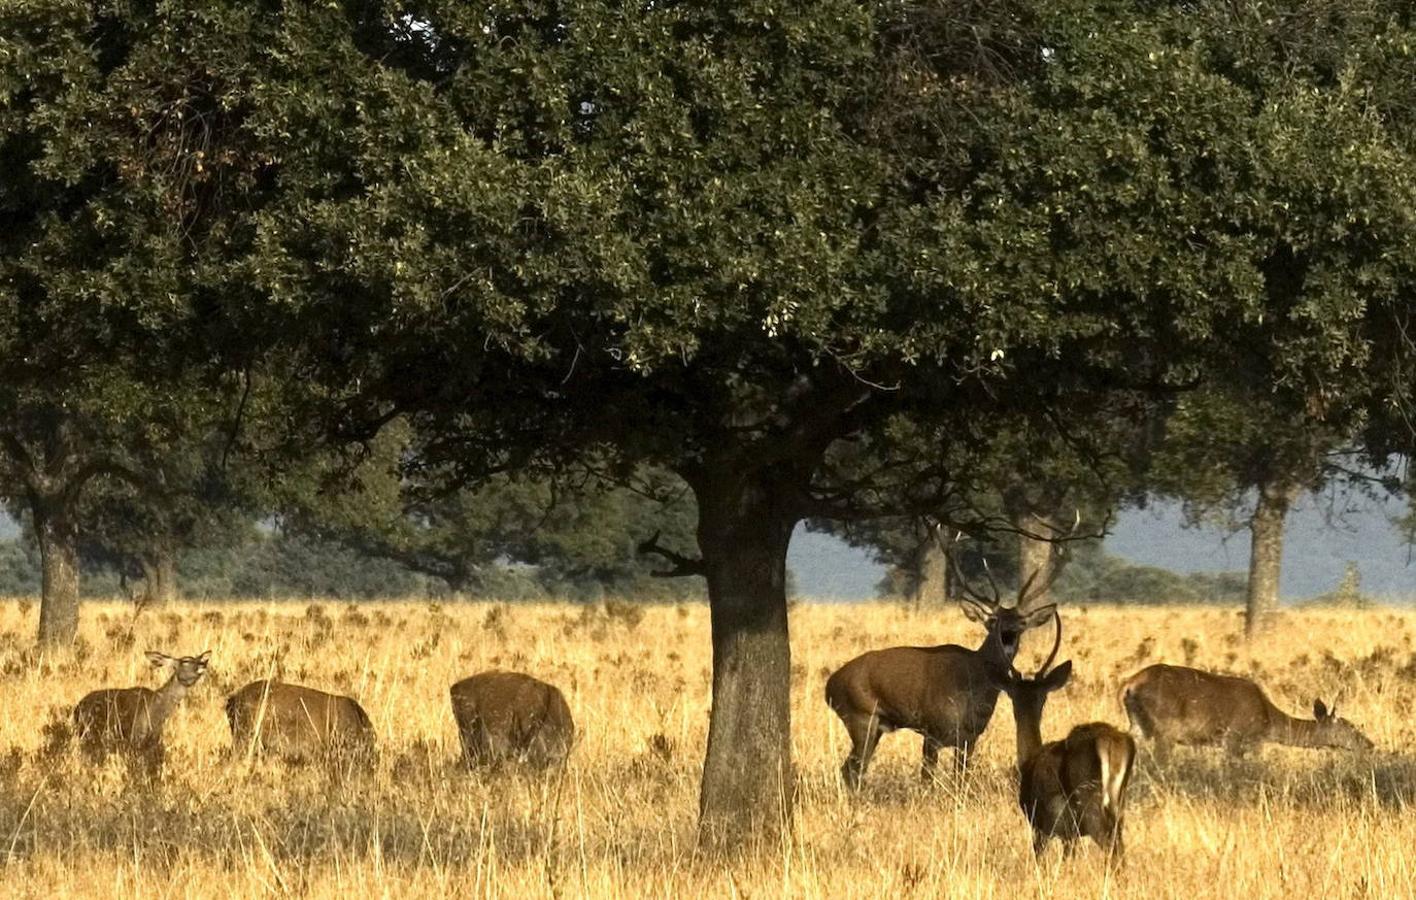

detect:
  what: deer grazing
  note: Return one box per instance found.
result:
[225,679,377,765]
[825,559,1059,788]
[450,671,575,769]
[72,650,210,773]
[1119,664,1373,759]
[992,613,1137,859]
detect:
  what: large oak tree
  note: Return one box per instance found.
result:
[6,0,1416,849]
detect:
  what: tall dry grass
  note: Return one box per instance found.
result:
[0,597,1413,898]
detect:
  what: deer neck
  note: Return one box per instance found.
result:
[146,672,191,736]
[1267,711,1331,749]
[976,631,1010,672]
[1009,698,1046,767]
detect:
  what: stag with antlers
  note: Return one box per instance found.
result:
[824,555,1061,788]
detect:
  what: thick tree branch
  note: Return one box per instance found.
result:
[636,530,706,578]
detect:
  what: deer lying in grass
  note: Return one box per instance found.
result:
[993,613,1136,859]
[225,679,376,766]
[1119,664,1373,759]
[72,650,210,773]
[450,671,574,769]
[825,560,1058,787]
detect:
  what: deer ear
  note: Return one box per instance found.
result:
[145,651,169,667]
[1020,604,1057,629]
[1042,660,1073,691]
[1313,699,1329,720]
[197,651,212,664]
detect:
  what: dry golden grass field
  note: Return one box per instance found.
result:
[1,597,1415,898]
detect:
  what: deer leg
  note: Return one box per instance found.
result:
[841,714,883,790]
[80,738,107,767]
[1031,829,1050,858]
[1101,819,1125,865]
[920,736,944,783]
[1223,735,1252,759]
[1148,736,1172,767]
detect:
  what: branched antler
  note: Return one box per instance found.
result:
[636,531,707,578]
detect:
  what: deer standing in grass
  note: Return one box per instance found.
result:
[450,671,574,769]
[825,558,1059,788]
[1119,664,1373,759]
[225,680,376,765]
[992,613,1136,859]
[72,650,210,773]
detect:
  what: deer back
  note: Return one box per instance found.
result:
[1022,722,1135,845]
[1122,664,1276,744]
[226,680,375,759]
[825,643,1000,742]
[450,671,574,767]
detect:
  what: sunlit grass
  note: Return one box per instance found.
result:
[0,597,1412,897]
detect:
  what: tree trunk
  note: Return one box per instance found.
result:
[1015,511,1056,606]
[139,547,179,605]
[1246,479,1296,637]
[34,498,80,647]
[694,474,796,852]
[910,523,950,606]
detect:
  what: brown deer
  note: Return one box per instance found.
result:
[72,650,210,772]
[450,671,574,769]
[225,680,376,765]
[992,613,1137,859]
[825,559,1059,788]
[1119,664,1373,759]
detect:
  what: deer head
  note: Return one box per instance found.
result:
[953,552,1060,664]
[146,650,211,687]
[1310,698,1374,751]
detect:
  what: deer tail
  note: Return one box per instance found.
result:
[1098,733,1136,813]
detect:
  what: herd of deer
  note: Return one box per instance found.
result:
[64,570,1373,863]
[826,568,1374,859]
[68,660,574,775]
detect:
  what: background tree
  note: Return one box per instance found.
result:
[281,423,703,600]
[1148,386,1403,636]
[0,0,277,643]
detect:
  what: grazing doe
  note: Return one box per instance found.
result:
[72,650,210,772]
[1120,664,1373,759]
[825,562,1058,787]
[225,679,376,765]
[450,671,574,769]
[993,613,1136,859]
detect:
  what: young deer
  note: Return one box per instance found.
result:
[993,614,1136,859]
[1119,664,1373,759]
[450,671,575,769]
[825,561,1058,788]
[72,650,210,772]
[225,680,376,765]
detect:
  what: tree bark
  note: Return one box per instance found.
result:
[693,473,796,852]
[139,547,179,605]
[34,497,80,647]
[1015,510,1056,606]
[1246,478,1296,637]
[910,523,950,606]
